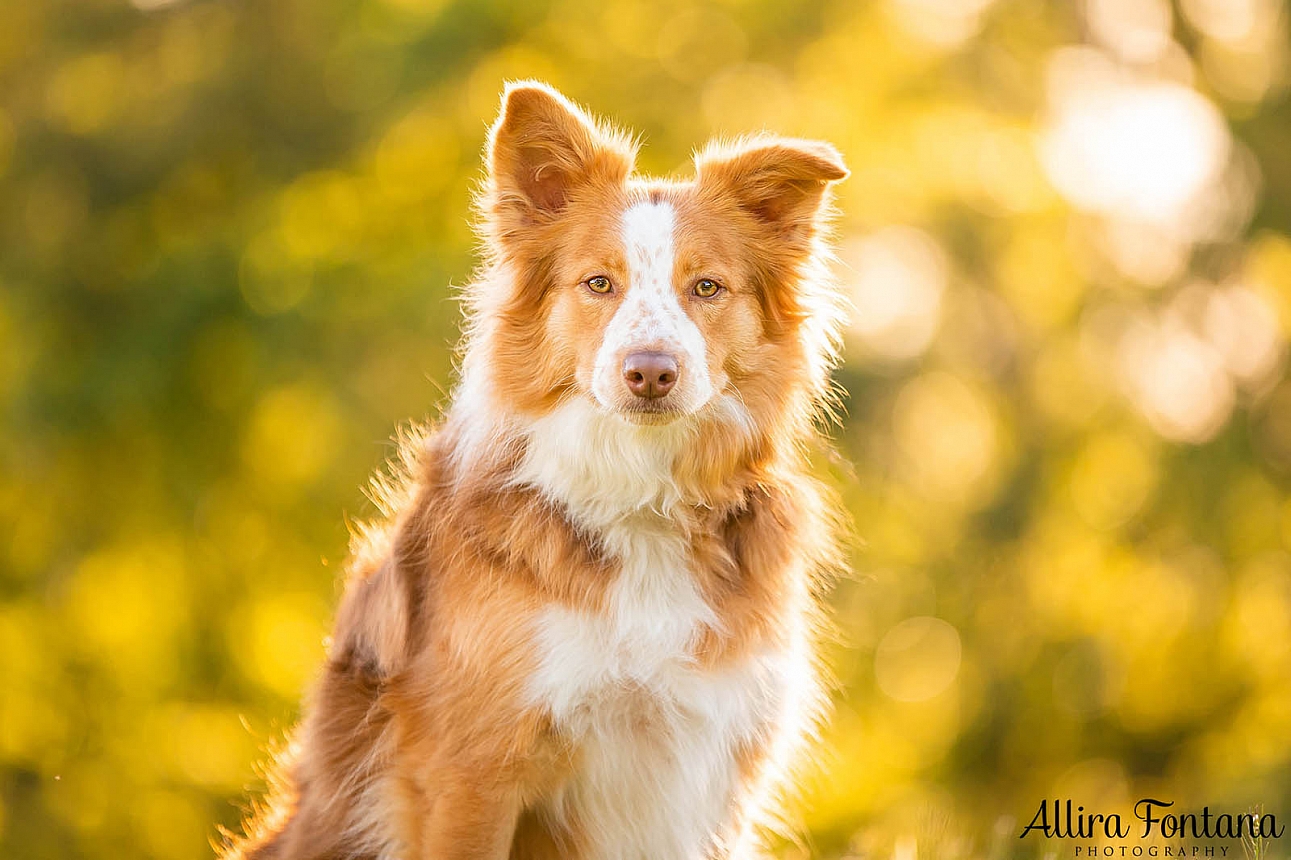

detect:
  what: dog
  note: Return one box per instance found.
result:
[221,81,848,860]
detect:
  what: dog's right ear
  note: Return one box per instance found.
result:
[485,82,635,226]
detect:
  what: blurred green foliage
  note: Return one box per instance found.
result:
[2,0,1291,858]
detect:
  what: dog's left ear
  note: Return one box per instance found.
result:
[695,138,847,239]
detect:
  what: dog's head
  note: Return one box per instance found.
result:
[469,81,846,435]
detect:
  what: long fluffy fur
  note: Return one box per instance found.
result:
[220,81,848,860]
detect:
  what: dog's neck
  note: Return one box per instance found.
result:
[513,397,694,528]
[446,357,759,528]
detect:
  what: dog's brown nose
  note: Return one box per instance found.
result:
[623,352,679,399]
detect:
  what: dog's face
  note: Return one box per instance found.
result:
[476,82,846,429]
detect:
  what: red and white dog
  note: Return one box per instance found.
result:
[223,81,848,860]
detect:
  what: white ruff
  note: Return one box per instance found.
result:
[515,400,799,860]
[513,397,691,522]
[527,521,795,860]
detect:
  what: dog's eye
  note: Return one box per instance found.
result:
[693,279,722,298]
[586,276,613,295]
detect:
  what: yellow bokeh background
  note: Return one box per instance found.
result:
[2,0,1290,857]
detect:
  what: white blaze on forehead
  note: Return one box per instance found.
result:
[591,200,714,408]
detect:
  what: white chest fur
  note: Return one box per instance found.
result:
[526,520,790,860]
[510,399,802,859]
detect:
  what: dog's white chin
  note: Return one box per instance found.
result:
[591,393,709,427]
[616,408,685,427]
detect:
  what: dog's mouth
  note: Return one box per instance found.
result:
[586,381,709,426]
[616,400,688,426]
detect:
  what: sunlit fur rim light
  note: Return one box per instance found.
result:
[220,79,851,860]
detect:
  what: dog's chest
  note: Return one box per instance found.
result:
[525,526,784,860]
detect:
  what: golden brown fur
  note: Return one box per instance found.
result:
[220,81,847,860]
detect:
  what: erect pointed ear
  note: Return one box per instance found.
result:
[694,137,847,239]
[485,81,635,222]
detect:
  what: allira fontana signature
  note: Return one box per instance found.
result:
[1020,799,1284,841]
